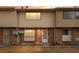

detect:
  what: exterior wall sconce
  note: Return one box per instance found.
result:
[18,30,24,34]
[12,30,24,35]
[12,30,19,35]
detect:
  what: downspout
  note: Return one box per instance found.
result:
[54,10,57,45]
[16,10,20,44]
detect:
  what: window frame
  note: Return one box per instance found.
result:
[63,11,79,19]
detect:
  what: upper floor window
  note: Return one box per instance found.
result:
[26,12,40,20]
[64,11,79,19]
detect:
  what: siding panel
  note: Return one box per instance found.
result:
[0,11,17,27]
[18,12,55,27]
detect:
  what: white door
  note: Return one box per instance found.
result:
[3,29,9,45]
[42,29,48,43]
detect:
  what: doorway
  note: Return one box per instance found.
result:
[42,29,48,45]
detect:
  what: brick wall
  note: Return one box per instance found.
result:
[9,29,17,45]
[72,28,79,40]
[48,28,54,45]
[19,29,24,44]
[0,29,3,45]
[55,29,62,45]
[19,29,35,46]
[71,28,79,45]
[35,29,42,46]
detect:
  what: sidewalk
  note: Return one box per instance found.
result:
[0,46,79,53]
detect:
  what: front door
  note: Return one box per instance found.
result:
[42,29,48,43]
[3,29,9,45]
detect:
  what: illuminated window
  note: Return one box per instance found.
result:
[24,30,35,41]
[26,12,40,19]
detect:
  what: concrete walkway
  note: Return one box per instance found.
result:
[0,46,79,53]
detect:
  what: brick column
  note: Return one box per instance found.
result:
[35,29,42,46]
[48,28,54,46]
[55,28,62,45]
[9,29,17,45]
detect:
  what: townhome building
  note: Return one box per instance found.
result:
[0,6,79,46]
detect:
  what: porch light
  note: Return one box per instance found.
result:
[19,30,24,34]
[12,30,18,35]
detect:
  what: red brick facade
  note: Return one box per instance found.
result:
[0,29,3,45]
[55,28,62,45]
[0,28,79,46]
[9,29,17,45]
[48,28,54,45]
[35,29,42,46]
[72,28,79,39]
